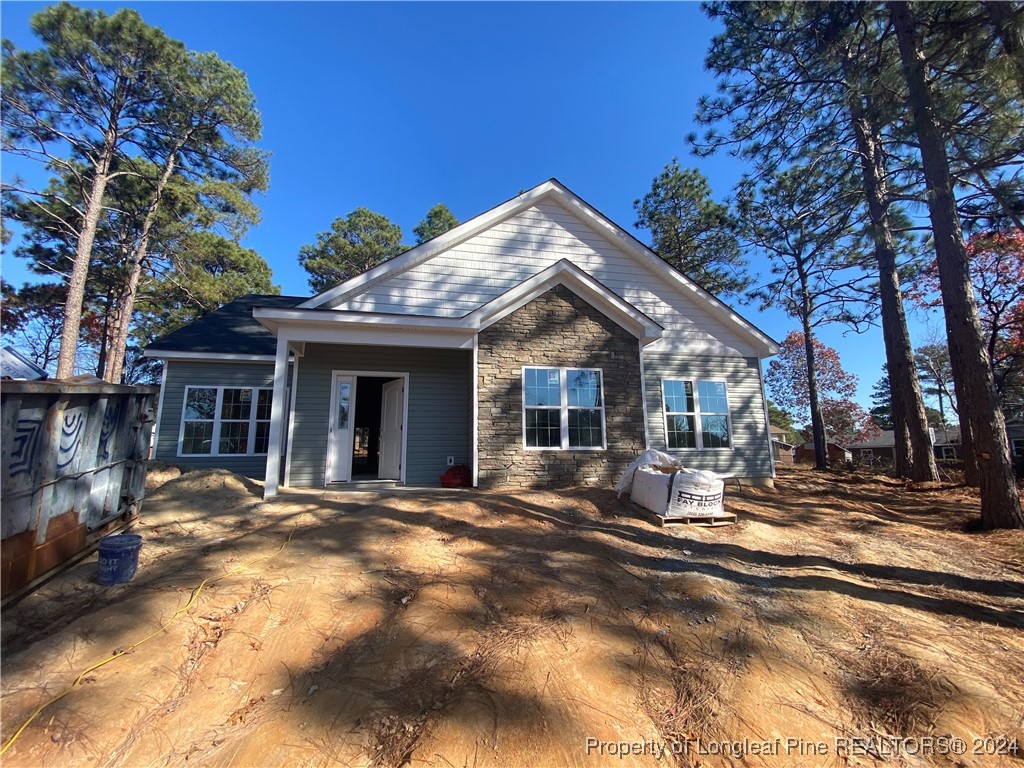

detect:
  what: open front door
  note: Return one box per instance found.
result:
[327,373,355,483]
[378,378,404,480]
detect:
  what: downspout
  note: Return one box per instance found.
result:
[638,340,651,450]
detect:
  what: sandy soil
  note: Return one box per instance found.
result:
[1,466,1022,768]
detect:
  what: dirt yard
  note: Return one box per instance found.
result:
[2,466,1022,768]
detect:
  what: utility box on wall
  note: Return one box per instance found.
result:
[1,380,157,600]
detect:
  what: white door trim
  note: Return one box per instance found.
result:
[324,370,409,486]
[284,356,301,487]
[326,372,357,483]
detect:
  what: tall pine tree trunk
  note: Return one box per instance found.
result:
[55,135,115,379]
[800,321,829,470]
[104,152,179,383]
[795,252,828,469]
[891,1,1022,528]
[847,96,938,481]
[94,287,116,378]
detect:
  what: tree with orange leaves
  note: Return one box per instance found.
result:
[915,230,1024,417]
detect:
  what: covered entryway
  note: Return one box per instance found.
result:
[264,342,470,493]
[326,372,407,484]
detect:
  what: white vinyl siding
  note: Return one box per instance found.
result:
[179,386,272,457]
[329,201,758,357]
[644,353,772,478]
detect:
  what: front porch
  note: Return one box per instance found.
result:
[274,342,473,494]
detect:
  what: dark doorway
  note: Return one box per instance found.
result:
[351,376,391,480]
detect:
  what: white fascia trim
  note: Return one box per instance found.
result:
[466,259,663,344]
[143,350,279,362]
[262,261,664,347]
[253,306,469,331]
[297,177,777,357]
[275,322,475,350]
[299,181,564,309]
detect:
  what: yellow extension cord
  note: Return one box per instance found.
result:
[0,525,297,757]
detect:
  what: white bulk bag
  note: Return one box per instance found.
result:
[614,449,684,497]
[665,469,725,518]
[629,465,676,513]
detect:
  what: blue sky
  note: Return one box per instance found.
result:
[1,1,936,409]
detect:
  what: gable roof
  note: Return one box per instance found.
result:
[466,259,662,343]
[300,178,777,356]
[250,261,663,346]
[144,294,306,358]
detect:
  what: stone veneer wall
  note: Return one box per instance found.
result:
[477,284,646,489]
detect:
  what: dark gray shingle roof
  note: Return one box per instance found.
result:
[145,294,307,356]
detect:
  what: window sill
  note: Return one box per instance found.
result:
[178,453,270,458]
[522,446,607,452]
[662,447,735,452]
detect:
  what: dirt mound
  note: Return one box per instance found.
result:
[2,466,1022,767]
[147,466,262,501]
[144,460,185,491]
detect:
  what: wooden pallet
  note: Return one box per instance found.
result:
[632,504,737,528]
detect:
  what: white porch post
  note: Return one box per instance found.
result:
[264,334,290,497]
[471,334,479,487]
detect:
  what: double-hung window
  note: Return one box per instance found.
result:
[523,367,605,450]
[180,386,272,456]
[662,379,732,449]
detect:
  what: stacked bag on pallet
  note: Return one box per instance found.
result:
[614,450,727,519]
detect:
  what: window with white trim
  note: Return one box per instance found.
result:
[523,367,605,450]
[180,386,272,456]
[1013,438,1024,458]
[662,379,732,449]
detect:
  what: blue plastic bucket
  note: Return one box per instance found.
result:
[97,534,143,585]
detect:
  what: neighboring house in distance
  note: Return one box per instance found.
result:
[932,427,962,460]
[846,425,1024,463]
[1008,420,1024,462]
[769,425,795,465]
[847,431,897,464]
[795,440,852,466]
[849,429,959,462]
[145,179,779,496]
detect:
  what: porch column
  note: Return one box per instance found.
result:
[264,334,290,497]
[471,334,479,487]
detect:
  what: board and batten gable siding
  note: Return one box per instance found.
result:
[288,343,471,488]
[328,201,758,357]
[642,352,773,479]
[155,359,276,478]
